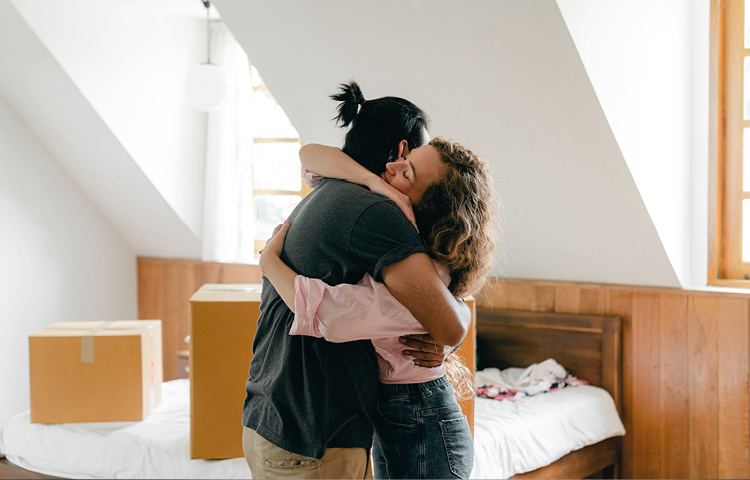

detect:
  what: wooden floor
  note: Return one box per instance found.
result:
[0,459,59,479]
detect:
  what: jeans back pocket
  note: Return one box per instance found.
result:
[438,416,474,479]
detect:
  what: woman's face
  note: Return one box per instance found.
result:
[381,145,445,205]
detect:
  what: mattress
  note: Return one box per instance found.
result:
[0,380,250,479]
[471,385,625,479]
[0,380,624,479]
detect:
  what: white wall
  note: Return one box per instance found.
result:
[0,0,202,260]
[10,0,209,239]
[556,0,710,288]
[0,95,137,421]
[214,0,681,287]
[689,1,711,288]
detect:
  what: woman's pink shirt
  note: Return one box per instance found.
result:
[289,261,453,384]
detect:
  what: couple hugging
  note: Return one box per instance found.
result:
[241,81,498,480]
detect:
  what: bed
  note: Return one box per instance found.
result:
[0,307,623,479]
[473,307,624,479]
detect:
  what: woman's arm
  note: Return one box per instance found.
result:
[258,221,297,313]
[292,274,437,343]
[259,220,450,345]
[299,144,379,188]
[299,144,417,229]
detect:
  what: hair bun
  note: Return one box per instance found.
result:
[330,81,366,127]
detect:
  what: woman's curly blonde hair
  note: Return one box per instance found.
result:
[413,138,499,400]
[415,137,499,298]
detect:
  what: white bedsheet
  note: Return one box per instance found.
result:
[0,380,250,479]
[471,385,625,479]
[0,379,624,479]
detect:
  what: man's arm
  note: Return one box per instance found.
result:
[381,253,471,347]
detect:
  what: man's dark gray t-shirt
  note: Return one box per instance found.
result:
[242,178,430,459]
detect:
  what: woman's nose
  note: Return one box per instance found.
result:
[386,162,396,174]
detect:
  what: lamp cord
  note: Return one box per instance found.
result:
[203,1,211,64]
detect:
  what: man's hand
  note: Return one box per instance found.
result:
[400,334,453,368]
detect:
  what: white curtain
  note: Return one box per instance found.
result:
[202,22,254,264]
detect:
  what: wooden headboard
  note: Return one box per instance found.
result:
[476,308,622,413]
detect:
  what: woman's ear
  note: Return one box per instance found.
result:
[397,140,410,159]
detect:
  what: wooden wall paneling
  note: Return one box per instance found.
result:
[659,294,689,479]
[193,262,222,293]
[717,298,750,478]
[164,262,194,381]
[531,285,555,312]
[580,288,607,315]
[137,259,165,373]
[137,259,164,322]
[476,279,506,308]
[688,296,720,479]
[631,293,661,479]
[554,285,580,314]
[506,283,536,310]
[606,290,633,479]
[220,263,263,284]
[607,290,633,478]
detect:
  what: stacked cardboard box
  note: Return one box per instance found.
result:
[29,320,163,424]
[189,284,261,460]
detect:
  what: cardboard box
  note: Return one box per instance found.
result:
[189,284,261,460]
[29,320,163,424]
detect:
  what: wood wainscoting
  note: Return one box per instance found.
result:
[137,257,262,381]
[477,278,750,480]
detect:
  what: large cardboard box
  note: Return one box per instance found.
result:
[189,284,261,460]
[29,320,163,424]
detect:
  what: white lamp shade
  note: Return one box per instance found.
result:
[185,64,227,113]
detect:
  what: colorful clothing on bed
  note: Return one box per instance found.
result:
[475,360,588,402]
[290,259,453,384]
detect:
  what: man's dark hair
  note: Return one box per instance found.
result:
[331,81,430,175]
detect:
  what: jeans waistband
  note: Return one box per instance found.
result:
[379,375,450,398]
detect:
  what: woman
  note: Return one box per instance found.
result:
[259,84,498,479]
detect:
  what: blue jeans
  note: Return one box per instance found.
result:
[372,376,473,479]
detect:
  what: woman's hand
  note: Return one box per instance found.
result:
[366,177,418,232]
[259,219,291,275]
[258,220,298,313]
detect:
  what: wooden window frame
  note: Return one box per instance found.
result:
[709,0,750,287]
[248,62,310,258]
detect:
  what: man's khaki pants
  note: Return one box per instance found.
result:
[242,427,373,479]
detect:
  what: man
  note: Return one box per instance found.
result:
[241,85,470,479]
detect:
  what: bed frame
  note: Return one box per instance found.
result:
[0,457,57,479]
[476,307,622,479]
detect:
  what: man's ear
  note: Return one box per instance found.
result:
[397,140,410,159]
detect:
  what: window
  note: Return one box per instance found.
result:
[710,0,750,284]
[247,63,310,257]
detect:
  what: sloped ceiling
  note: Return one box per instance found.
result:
[213,0,680,287]
[0,0,201,259]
